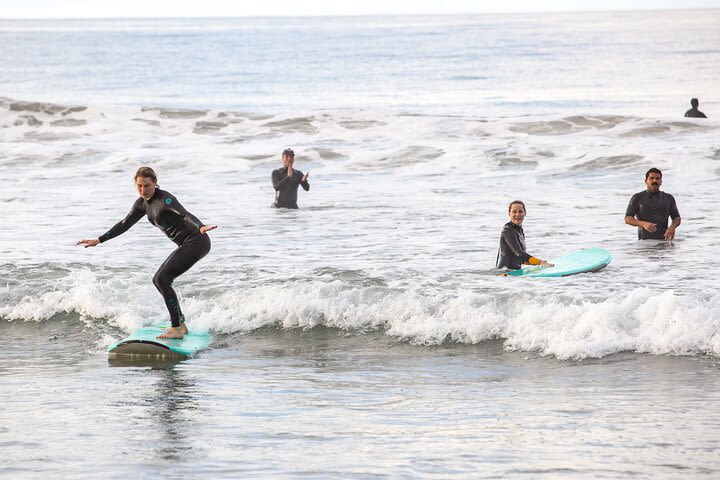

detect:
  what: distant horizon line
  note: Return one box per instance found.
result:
[2,6,718,21]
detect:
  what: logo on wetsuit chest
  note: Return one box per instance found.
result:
[165,198,172,205]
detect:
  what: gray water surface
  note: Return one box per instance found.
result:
[2,318,719,479]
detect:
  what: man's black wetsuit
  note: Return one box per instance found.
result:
[272,168,309,209]
[496,222,532,270]
[684,108,707,118]
[625,190,680,240]
[98,188,210,327]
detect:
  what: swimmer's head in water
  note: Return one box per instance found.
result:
[134,166,157,200]
[282,148,295,168]
[508,200,526,226]
[645,167,662,192]
[691,98,699,108]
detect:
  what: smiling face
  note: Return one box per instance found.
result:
[645,172,662,193]
[508,202,526,226]
[135,176,157,200]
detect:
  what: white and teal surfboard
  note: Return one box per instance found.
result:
[504,247,611,278]
[108,327,212,358]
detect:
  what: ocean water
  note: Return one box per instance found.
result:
[2,11,720,479]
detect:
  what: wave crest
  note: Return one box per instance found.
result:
[2,274,718,360]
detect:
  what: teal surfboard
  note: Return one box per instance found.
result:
[108,327,212,358]
[505,247,611,278]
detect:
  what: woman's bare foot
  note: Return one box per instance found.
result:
[157,323,188,339]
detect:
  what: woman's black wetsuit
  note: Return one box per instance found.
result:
[496,221,535,270]
[98,188,210,327]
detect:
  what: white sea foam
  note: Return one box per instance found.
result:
[2,97,719,366]
[3,269,719,360]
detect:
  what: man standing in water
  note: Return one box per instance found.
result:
[272,148,309,209]
[625,168,681,241]
[684,98,707,118]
